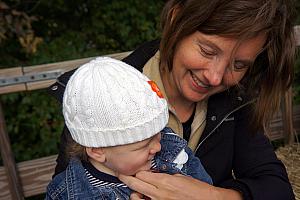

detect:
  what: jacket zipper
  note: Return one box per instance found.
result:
[195,99,255,153]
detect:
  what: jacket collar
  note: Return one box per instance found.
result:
[66,159,103,198]
[143,51,208,150]
[195,90,255,156]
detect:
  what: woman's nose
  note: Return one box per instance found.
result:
[203,60,228,86]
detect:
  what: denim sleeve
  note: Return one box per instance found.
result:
[184,147,213,185]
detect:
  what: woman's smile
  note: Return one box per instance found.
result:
[190,71,210,93]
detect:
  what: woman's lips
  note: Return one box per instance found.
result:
[190,71,210,92]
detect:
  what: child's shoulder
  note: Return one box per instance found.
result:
[46,169,68,199]
[46,159,82,199]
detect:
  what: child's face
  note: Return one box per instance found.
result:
[103,133,161,175]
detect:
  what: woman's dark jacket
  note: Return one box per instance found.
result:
[48,40,295,200]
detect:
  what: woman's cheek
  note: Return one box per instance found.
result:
[223,71,246,86]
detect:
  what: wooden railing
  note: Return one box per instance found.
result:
[0,26,299,199]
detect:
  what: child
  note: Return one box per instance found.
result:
[46,57,212,200]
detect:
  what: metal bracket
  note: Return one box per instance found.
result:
[0,70,63,87]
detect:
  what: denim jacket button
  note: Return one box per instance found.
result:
[51,85,58,91]
[161,164,167,170]
[211,116,217,121]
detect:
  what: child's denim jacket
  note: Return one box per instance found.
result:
[154,127,212,183]
[46,127,213,200]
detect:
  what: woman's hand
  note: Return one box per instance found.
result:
[118,171,242,200]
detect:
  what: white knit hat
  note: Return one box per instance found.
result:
[63,57,168,147]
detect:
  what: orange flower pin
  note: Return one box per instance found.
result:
[148,80,164,98]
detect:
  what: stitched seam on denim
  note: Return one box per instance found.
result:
[67,162,75,200]
[50,182,67,198]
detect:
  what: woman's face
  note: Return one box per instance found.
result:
[169,32,266,103]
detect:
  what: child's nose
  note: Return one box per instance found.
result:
[150,141,161,155]
[149,136,161,155]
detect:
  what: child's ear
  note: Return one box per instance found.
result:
[86,147,106,163]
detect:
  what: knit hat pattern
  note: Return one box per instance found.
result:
[63,57,168,147]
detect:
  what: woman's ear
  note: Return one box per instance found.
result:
[86,147,106,163]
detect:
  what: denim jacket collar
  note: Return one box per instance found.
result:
[158,127,187,162]
[52,159,132,199]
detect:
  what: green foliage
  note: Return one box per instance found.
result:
[0,1,42,54]
[30,31,100,65]
[1,0,163,66]
[1,90,63,162]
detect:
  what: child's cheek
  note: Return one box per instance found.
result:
[117,160,143,175]
[124,157,150,175]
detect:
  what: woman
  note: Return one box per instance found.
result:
[49,0,296,199]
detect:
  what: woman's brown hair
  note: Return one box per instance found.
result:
[160,0,296,132]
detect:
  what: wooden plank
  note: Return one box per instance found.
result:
[22,51,130,74]
[19,155,56,197]
[0,67,23,76]
[0,169,12,200]
[269,105,300,141]
[0,102,24,200]
[0,155,57,199]
[26,80,56,91]
[0,67,26,94]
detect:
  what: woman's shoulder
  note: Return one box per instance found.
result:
[122,39,160,70]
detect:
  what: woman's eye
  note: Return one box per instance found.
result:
[234,61,248,71]
[199,46,216,57]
